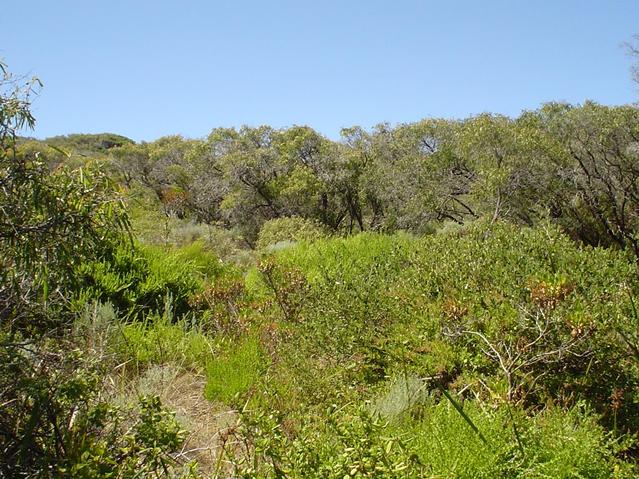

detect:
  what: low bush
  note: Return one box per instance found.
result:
[253,222,639,428]
[402,400,635,478]
[116,314,216,371]
[205,334,268,405]
[76,241,224,319]
[0,338,196,478]
[223,398,636,478]
[224,406,424,478]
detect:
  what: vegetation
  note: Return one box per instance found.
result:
[3,44,639,477]
[0,63,196,478]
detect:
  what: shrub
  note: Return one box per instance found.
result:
[77,241,223,319]
[224,406,424,478]
[189,274,249,334]
[253,223,639,426]
[401,400,635,478]
[222,398,636,478]
[0,339,195,478]
[204,334,267,405]
[116,314,215,370]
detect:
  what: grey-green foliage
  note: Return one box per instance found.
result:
[110,102,639,261]
[535,102,639,255]
[0,62,130,333]
[371,374,428,420]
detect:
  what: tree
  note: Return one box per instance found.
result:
[213,125,282,242]
[355,120,476,232]
[0,61,129,333]
[537,102,639,256]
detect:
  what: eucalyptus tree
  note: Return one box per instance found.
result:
[208,126,284,242]
[341,125,384,231]
[538,102,639,256]
[0,62,129,332]
[207,125,362,241]
[273,125,331,221]
[355,120,477,232]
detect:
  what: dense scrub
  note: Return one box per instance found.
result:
[4,56,639,477]
[222,224,639,476]
[259,223,638,418]
[0,64,199,477]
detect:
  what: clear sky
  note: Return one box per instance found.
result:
[2,0,638,142]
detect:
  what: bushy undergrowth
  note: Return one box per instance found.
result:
[128,191,257,267]
[71,220,639,476]
[224,400,635,478]
[76,240,226,319]
[7,77,639,475]
[117,315,215,370]
[401,400,634,478]
[250,222,639,429]
[8,56,639,476]
[256,216,328,251]
[0,337,196,478]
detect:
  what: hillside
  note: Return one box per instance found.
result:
[3,63,639,478]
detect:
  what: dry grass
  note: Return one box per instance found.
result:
[107,364,237,476]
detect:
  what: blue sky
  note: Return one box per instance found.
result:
[2,0,638,141]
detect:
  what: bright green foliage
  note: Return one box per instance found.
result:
[117,315,216,370]
[238,221,639,474]
[401,401,633,478]
[256,223,639,427]
[0,62,197,478]
[226,406,424,478]
[224,400,634,478]
[204,334,268,404]
[77,241,222,318]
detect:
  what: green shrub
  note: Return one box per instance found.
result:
[224,406,424,478]
[77,241,224,318]
[401,400,635,478]
[253,223,639,425]
[222,398,636,478]
[204,335,267,404]
[0,339,195,478]
[116,314,215,370]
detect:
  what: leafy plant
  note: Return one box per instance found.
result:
[0,340,195,478]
